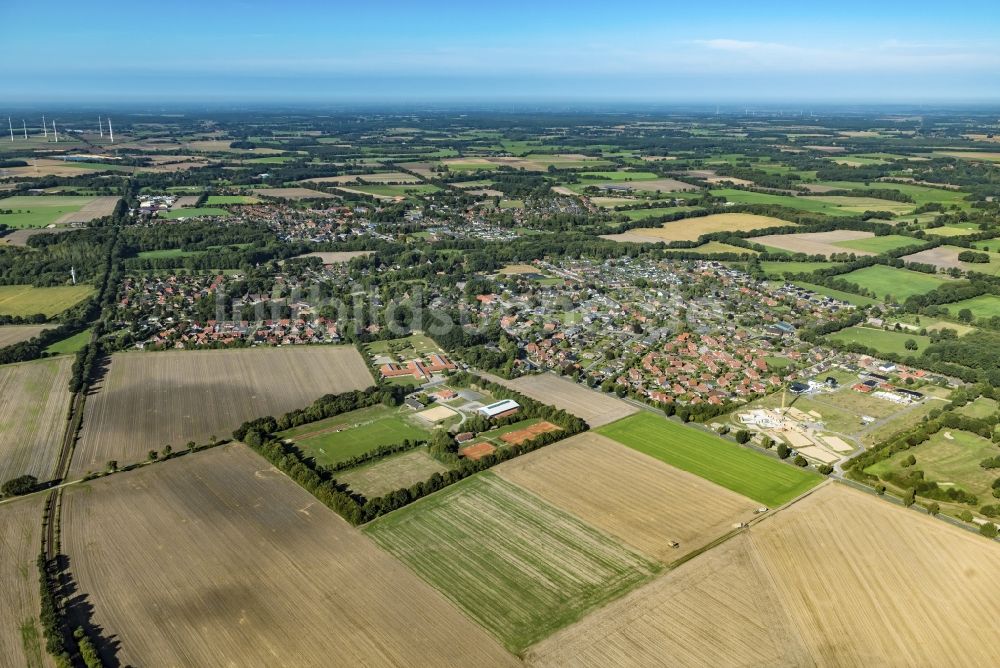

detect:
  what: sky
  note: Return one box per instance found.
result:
[6,0,1000,106]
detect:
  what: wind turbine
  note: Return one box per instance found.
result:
[107,117,114,143]
[22,119,27,140]
[53,120,58,143]
[98,115,104,138]
[42,115,47,138]
[7,117,12,142]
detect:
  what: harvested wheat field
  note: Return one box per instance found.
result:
[62,444,517,667]
[0,324,48,348]
[1,228,75,247]
[496,433,757,562]
[902,245,998,271]
[492,372,638,427]
[256,187,337,200]
[53,196,120,225]
[0,495,48,668]
[529,483,1000,667]
[752,229,876,256]
[527,531,809,667]
[72,347,373,476]
[602,213,792,243]
[364,472,660,652]
[0,357,73,482]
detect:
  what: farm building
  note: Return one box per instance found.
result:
[478,399,521,419]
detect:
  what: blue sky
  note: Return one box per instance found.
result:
[7,0,1000,104]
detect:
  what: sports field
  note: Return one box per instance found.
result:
[597,412,822,506]
[838,265,949,301]
[0,284,94,317]
[279,404,431,466]
[337,449,448,498]
[827,325,932,356]
[364,472,660,652]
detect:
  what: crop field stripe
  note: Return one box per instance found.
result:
[597,412,821,507]
[363,472,661,652]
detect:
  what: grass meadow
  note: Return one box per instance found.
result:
[597,412,822,506]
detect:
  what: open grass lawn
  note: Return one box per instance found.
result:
[597,412,822,506]
[280,404,431,467]
[791,281,878,306]
[838,265,948,301]
[865,430,1000,511]
[958,397,999,419]
[832,234,923,254]
[941,294,1000,320]
[363,473,661,652]
[159,206,230,219]
[827,326,932,356]
[0,284,94,317]
[337,448,448,498]
[45,327,91,355]
[0,195,95,228]
[365,333,443,358]
[926,225,977,238]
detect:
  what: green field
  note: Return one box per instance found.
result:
[838,265,948,301]
[44,328,92,355]
[279,404,430,466]
[159,207,230,219]
[136,248,203,259]
[0,195,97,228]
[597,412,822,506]
[0,284,94,317]
[957,397,999,419]
[791,281,878,306]
[342,184,440,197]
[940,294,1000,320]
[710,188,856,216]
[814,181,971,209]
[865,430,1000,514]
[832,235,923,254]
[827,326,932,356]
[926,225,977,238]
[205,195,260,205]
[363,473,660,652]
[364,333,444,359]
